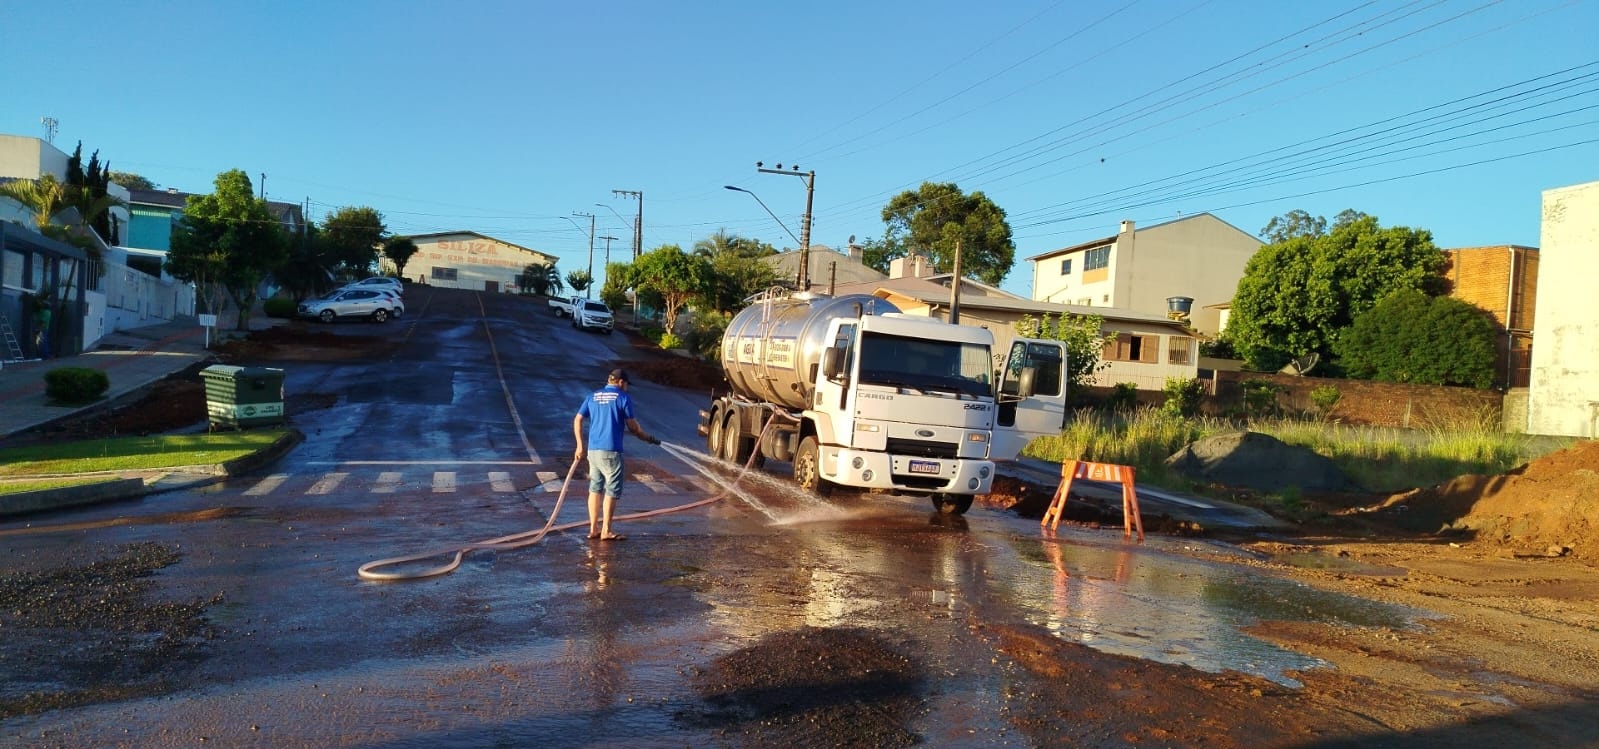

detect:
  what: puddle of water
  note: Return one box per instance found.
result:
[1002,535,1425,687]
[1275,551,1409,577]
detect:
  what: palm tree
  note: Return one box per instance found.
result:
[0,174,69,229]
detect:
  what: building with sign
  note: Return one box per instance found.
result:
[387,231,559,294]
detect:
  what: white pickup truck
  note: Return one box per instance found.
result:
[550,295,613,333]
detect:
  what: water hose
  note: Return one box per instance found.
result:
[357,411,784,582]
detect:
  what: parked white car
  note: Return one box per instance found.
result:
[572,299,614,334]
[298,288,401,323]
[343,276,404,296]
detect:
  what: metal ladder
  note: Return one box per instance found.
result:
[1,313,25,361]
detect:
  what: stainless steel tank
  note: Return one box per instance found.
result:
[721,293,899,411]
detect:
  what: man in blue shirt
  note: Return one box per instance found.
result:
[573,368,659,541]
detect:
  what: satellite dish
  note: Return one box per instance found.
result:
[1279,353,1320,376]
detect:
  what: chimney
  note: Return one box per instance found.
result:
[167,187,179,194]
[848,240,862,263]
[1120,220,1135,235]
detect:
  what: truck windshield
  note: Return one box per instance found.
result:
[583,302,609,312]
[857,332,991,398]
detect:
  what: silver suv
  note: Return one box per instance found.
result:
[298,288,401,323]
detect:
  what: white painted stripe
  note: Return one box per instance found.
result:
[373,471,403,494]
[536,470,563,493]
[307,472,349,495]
[489,471,515,492]
[245,473,288,496]
[308,460,537,466]
[633,473,675,494]
[432,472,457,493]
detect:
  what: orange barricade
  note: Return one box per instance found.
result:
[1040,460,1145,542]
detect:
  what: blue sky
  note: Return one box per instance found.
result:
[4,1,1595,297]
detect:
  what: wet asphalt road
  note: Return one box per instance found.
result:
[0,288,1419,747]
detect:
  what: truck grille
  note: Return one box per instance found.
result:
[886,437,957,460]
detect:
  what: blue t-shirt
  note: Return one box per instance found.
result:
[578,384,636,452]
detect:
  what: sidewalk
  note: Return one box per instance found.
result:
[0,316,214,439]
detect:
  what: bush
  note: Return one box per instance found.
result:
[1310,384,1342,419]
[682,313,729,362]
[263,297,297,318]
[1240,378,1285,419]
[659,332,683,350]
[1335,289,1497,388]
[1106,382,1139,412]
[44,367,110,404]
[1160,377,1205,418]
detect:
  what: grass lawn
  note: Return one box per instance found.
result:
[0,430,289,477]
[0,476,126,496]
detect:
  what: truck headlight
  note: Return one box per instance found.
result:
[855,422,881,433]
[968,433,988,443]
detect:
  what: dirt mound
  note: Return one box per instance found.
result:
[623,357,728,395]
[1166,431,1357,493]
[1377,440,1599,561]
[214,324,393,362]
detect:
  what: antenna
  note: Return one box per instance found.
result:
[1278,352,1320,376]
[40,116,58,144]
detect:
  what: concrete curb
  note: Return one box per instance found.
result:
[0,428,305,517]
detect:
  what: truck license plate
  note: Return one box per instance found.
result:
[909,460,940,475]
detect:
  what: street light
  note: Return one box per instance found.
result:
[565,212,596,298]
[595,203,635,251]
[724,185,801,246]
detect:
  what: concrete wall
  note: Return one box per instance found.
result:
[1124,214,1260,336]
[1211,371,1503,428]
[1528,180,1599,437]
[0,134,69,180]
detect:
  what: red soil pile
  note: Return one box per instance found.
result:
[1380,440,1599,561]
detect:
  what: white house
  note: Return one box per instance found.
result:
[1027,213,1261,336]
[390,231,559,293]
[1526,179,1599,437]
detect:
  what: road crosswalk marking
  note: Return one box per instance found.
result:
[373,471,403,494]
[307,472,349,495]
[245,473,289,496]
[236,470,696,498]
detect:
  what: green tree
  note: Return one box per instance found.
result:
[108,171,156,191]
[692,229,778,313]
[0,174,69,231]
[1334,289,1497,388]
[1014,311,1111,393]
[631,245,711,332]
[321,206,387,277]
[599,261,631,311]
[1228,211,1445,371]
[275,222,336,302]
[382,236,419,279]
[566,270,593,295]
[880,182,1015,286]
[167,169,288,331]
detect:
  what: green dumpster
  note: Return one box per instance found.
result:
[201,365,286,429]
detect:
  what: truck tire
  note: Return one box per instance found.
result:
[794,436,832,496]
[931,493,973,516]
[722,414,754,465]
[707,406,725,458]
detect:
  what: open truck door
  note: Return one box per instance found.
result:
[990,338,1068,461]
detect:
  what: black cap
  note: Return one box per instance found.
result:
[608,368,631,384]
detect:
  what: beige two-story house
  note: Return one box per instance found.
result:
[1027,213,1261,337]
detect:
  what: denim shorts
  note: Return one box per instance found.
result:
[587,450,625,498]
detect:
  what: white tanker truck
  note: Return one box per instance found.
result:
[698,291,1069,515]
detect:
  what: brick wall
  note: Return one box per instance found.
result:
[1442,245,1538,388]
[1209,371,1503,429]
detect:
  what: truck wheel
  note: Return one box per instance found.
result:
[794,436,832,496]
[707,407,725,458]
[931,493,973,516]
[722,415,754,465]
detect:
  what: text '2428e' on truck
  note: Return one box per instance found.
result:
[699,291,1068,515]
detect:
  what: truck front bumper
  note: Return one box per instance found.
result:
[820,446,995,495]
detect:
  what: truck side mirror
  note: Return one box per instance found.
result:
[822,348,843,380]
[1018,366,1037,398]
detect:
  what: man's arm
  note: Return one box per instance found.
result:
[625,418,659,445]
[573,413,587,458]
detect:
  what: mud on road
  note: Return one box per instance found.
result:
[3,288,1597,746]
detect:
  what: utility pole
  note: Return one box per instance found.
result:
[260,173,267,200]
[573,211,596,298]
[949,237,963,324]
[612,189,642,260]
[755,162,814,290]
